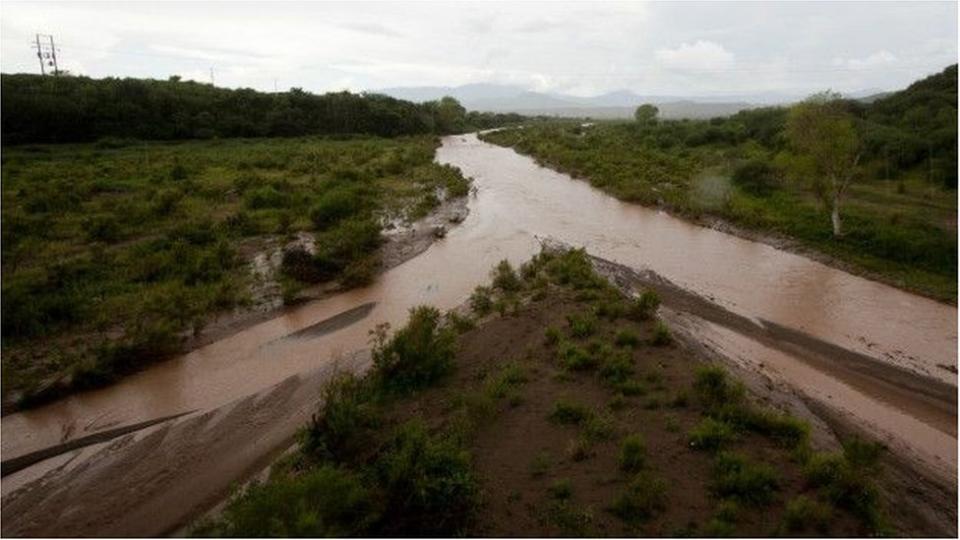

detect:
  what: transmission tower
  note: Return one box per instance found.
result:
[32,34,60,75]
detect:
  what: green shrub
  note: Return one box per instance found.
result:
[566,311,597,339]
[594,299,627,320]
[599,351,634,385]
[711,452,779,505]
[549,399,591,425]
[469,285,493,315]
[310,185,372,229]
[549,479,574,500]
[375,420,478,535]
[732,158,780,196]
[566,437,594,462]
[617,379,647,396]
[546,500,595,536]
[650,320,673,346]
[721,407,810,449]
[780,495,832,534]
[194,466,374,537]
[492,259,522,292]
[627,290,660,321]
[693,365,745,409]
[557,341,597,371]
[610,472,668,523]
[245,186,289,209]
[484,362,527,400]
[544,248,601,290]
[614,329,640,348]
[689,418,735,451]
[544,325,562,345]
[371,306,456,394]
[303,372,378,462]
[619,435,647,473]
[445,312,475,333]
[583,413,616,442]
[804,438,884,527]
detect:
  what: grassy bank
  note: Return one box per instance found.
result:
[1,135,469,408]
[481,123,956,303]
[196,249,920,537]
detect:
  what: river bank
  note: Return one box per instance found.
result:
[480,125,957,305]
[2,133,954,536]
[2,248,954,536]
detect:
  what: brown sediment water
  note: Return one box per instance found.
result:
[677,313,957,480]
[3,133,956,481]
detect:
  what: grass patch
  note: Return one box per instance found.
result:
[193,465,374,537]
[566,311,598,339]
[650,320,673,346]
[613,328,641,348]
[610,472,668,524]
[688,417,735,452]
[711,451,779,506]
[549,399,592,425]
[619,434,647,473]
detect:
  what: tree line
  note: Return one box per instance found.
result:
[0,74,525,144]
[632,64,957,192]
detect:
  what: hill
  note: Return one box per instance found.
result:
[0,74,523,145]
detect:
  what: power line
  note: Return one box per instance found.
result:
[31,33,60,76]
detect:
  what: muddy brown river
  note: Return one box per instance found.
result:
[3,133,957,489]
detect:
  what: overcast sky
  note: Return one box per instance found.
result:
[1,1,956,98]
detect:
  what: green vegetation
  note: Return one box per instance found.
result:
[193,465,374,537]
[198,305,479,537]
[549,399,592,425]
[780,495,833,534]
[370,306,457,394]
[1,73,526,144]
[482,66,958,301]
[610,472,668,524]
[195,249,903,537]
[711,451,780,506]
[619,434,647,472]
[1,135,470,408]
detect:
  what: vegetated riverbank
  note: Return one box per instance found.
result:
[1,135,471,413]
[191,249,953,537]
[480,76,958,304]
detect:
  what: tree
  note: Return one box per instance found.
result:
[785,92,861,236]
[433,96,467,134]
[634,104,659,125]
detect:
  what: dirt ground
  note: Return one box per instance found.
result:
[379,286,947,536]
[3,248,954,537]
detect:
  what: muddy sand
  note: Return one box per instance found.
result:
[1,249,955,537]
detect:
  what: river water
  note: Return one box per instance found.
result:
[3,133,956,479]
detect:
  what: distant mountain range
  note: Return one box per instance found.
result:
[377,83,889,119]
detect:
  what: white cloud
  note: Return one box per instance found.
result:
[832,50,898,69]
[0,2,954,96]
[655,40,735,71]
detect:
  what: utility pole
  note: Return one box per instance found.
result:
[209,67,215,86]
[34,34,44,75]
[32,33,61,75]
[48,34,60,75]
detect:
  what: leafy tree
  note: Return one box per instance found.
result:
[784,92,862,236]
[433,96,467,133]
[634,103,659,125]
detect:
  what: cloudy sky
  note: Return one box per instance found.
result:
[1,1,956,98]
